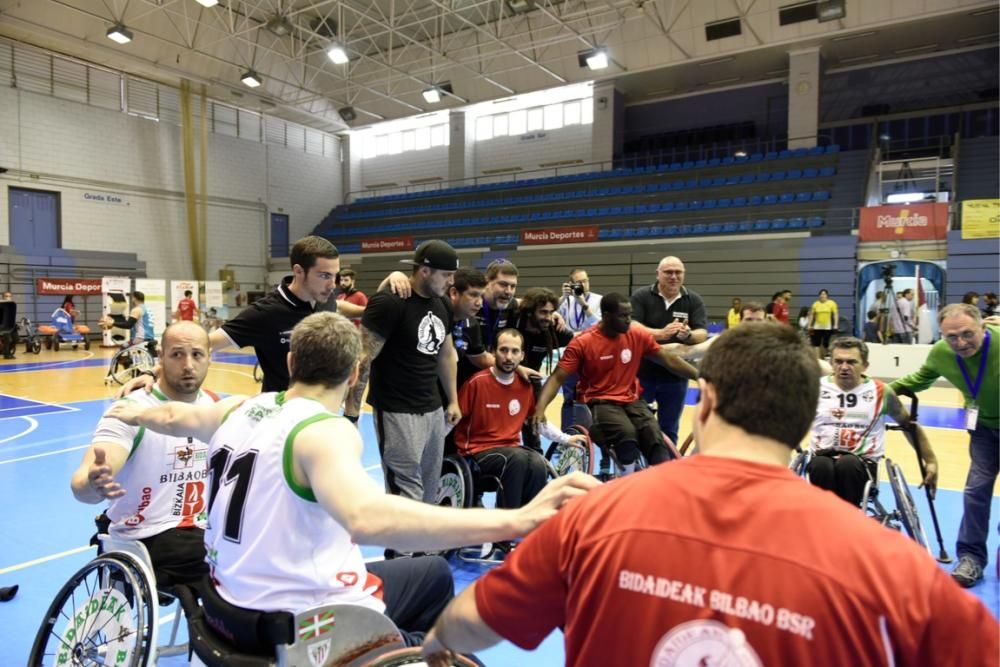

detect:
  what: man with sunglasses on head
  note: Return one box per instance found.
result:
[892,303,999,588]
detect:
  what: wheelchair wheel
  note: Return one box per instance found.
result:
[30,338,42,354]
[887,460,931,552]
[84,337,91,351]
[789,449,811,478]
[28,554,155,667]
[545,426,594,476]
[108,346,156,385]
[662,434,682,461]
[252,362,263,383]
[362,646,479,666]
[436,455,473,509]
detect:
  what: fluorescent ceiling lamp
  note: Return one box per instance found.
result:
[886,192,928,204]
[422,87,441,104]
[241,70,262,88]
[585,50,609,70]
[327,44,349,64]
[195,0,219,7]
[106,24,133,44]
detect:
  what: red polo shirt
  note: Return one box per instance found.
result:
[558,324,660,404]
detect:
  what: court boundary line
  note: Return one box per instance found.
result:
[0,351,96,373]
[0,417,37,444]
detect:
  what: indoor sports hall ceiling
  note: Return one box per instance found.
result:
[0,0,997,132]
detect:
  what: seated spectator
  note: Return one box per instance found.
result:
[534,294,698,472]
[336,269,368,326]
[70,321,217,588]
[807,337,937,507]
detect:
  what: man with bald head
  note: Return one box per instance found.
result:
[630,256,707,444]
[72,321,218,587]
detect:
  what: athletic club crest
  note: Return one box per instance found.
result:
[621,348,632,364]
[508,399,521,416]
[416,311,446,356]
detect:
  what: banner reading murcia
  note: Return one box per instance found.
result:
[361,237,414,253]
[961,199,999,239]
[35,278,103,296]
[520,226,599,245]
[858,203,948,242]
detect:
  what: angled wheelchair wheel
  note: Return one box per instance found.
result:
[662,434,682,461]
[108,345,156,385]
[29,554,155,667]
[362,646,480,666]
[887,459,931,552]
[31,338,42,354]
[546,425,594,476]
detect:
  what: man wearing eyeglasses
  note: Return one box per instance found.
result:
[630,256,707,445]
[892,303,999,588]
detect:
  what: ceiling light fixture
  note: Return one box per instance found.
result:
[240,70,262,88]
[832,30,876,41]
[338,106,356,122]
[422,82,453,104]
[327,44,349,64]
[106,23,133,45]
[578,48,609,70]
[194,0,219,7]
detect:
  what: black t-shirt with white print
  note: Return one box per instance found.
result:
[362,290,453,414]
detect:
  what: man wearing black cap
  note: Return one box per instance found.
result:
[346,240,461,508]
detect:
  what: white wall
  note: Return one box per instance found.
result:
[0,87,341,279]
[473,122,593,176]
[359,145,450,192]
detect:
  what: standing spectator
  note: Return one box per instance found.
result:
[335,269,368,326]
[771,290,791,325]
[347,240,461,509]
[173,289,198,322]
[889,288,916,344]
[796,307,811,334]
[128,292,155,346]
[764,291,781,320]
[892,303,999,588]
[630,256,707,445]
[807,289,839,359]
[725,298,742,329]
[447,268,490,390]
[423,323,997,667]
[477,260,520,349]
[983,292,998,318]
[862,310,882,343]
[963,292,981,307]
[558,269,602,429]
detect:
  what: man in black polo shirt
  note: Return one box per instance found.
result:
[630,255,707,445]
[477,260,521,350]
[449,268,490,389]
[347,240,460,505]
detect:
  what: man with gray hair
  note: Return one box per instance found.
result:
[892,303,999,588]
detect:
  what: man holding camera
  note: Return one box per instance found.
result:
[630,256,707,445]
[557,269,602,430]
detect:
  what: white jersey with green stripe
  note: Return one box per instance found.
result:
[808,376,887,459]
[205,392,385,616]
[93,385,216,540]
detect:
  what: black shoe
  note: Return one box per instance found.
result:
[0,585,19,601]
[951,556,984,588]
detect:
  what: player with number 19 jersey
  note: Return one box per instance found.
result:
[205,392,385,614]
[808,376,887,459]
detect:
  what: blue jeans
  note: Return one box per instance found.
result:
[560,371,579,431]
[957,423,1000,566]
[639,375,688,445]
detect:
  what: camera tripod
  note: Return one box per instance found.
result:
[876,273,913,344]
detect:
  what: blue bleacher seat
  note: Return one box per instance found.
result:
[649,203,662,213]
[778,149,792,159]
[747,195,761,206]
[636,226,651,237]
[665,226,680,236]
[819,166,836,177]
[722,222,739,233]
[669,180,683,190]
[711,176,726,187]
[692,224,707,234]
[707,223,723,233]
[598,207,610,216]
[688,201,702,211]
[763,194,779,205]
[807,146,825,156]
[718,198,732,208]
[786,169,803,180]
[644,184,658,193]
[609,207,623,216]
[607,228,623,239]
[733,196,748,207]
[682,161,695,169]
[684,179,697,189]
[788,217,806,229]
[679,225,693,235]
[757,172,771,182]
[770,171,786,181]
[826,144,840,153]
[708,158,721,167]
[636,204,648,214]
[739,174,755,185]
[722,157,735,165]
[753,220,770,231]
[669,162,682,171]
[749,153,763,162]
[764,151,778,160]
[803,167,819,178]
[771,218,788,229]
[725,175,739,186]
[598,229,611,239]
[779,193,795,204]
[738,221,753,232]
[703,199,717,209]
[624,228,637,238]
[792,147,809,158]
[622,205,635,215]
[695,159,707,168]
[650,226,663,236]
[795,192,811,203]
[807,217,824,228]
[813,191,830,201]
[674,202,688,211]
[699,178,713,188]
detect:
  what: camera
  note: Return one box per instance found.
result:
[880,263,895,287]
[571,282,586,296]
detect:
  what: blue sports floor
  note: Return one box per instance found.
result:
[0,353,996,664]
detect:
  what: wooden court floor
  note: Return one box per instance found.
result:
[0,346,996,664]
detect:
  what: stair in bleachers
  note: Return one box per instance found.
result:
[955,136,1000,201]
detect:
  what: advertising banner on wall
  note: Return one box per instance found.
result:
[520,226,599,245]
[361,237,414,253]
[858,203,948,242]
[134,278,167,337]
[35,278,103,296]
[203,281,224,309]
[961,199,999,239]
[101,276,131,347]
[170,280,200,320]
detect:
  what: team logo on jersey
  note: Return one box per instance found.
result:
[832,408,846,419]
[862,391,875,402]
[279,329,294,345]
[336,572,359,587]
[416,311,447,356]
[123,486,154,527]
[170,441,207,469]
[508,399,521,416]
[650,619,762,667]
[176,481,206,521]
[621,348,633,364]
[820,389,832,399]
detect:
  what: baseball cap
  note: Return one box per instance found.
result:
[401,240,459,271]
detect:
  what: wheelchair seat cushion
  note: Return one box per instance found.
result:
[198,575,295,655]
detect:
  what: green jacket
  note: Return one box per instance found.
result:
[890,325,999,429]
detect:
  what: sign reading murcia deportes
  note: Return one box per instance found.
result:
[520,226,599,245]
[858,203,948,242]
[361,236,413,253]
[36,278,103,295]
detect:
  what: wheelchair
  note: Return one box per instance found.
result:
[571,402,682,480]
[39,307,91,351]
[28,531,186,666]
[105,341,157,385]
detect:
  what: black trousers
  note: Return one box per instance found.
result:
[139,526,209,589]
[471,447,549,509]
[590,399,669,465]
[367,556,454,646]
[807,452,876,506]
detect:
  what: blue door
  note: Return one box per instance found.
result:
[9,188,60,249]
[270,213,289,258]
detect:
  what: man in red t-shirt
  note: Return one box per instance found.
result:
[455,329,586,510]
[174,290,198,322]
[335,269,368,326]
[422,323,998,667]
[534,293,697,470]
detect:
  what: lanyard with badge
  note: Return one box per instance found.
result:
[958,330,990,430]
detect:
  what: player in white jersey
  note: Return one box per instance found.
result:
[107,311,598,646]
[72,321,216,587]
[806,337,938,506]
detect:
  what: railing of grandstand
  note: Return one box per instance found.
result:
[617,135,796,170]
